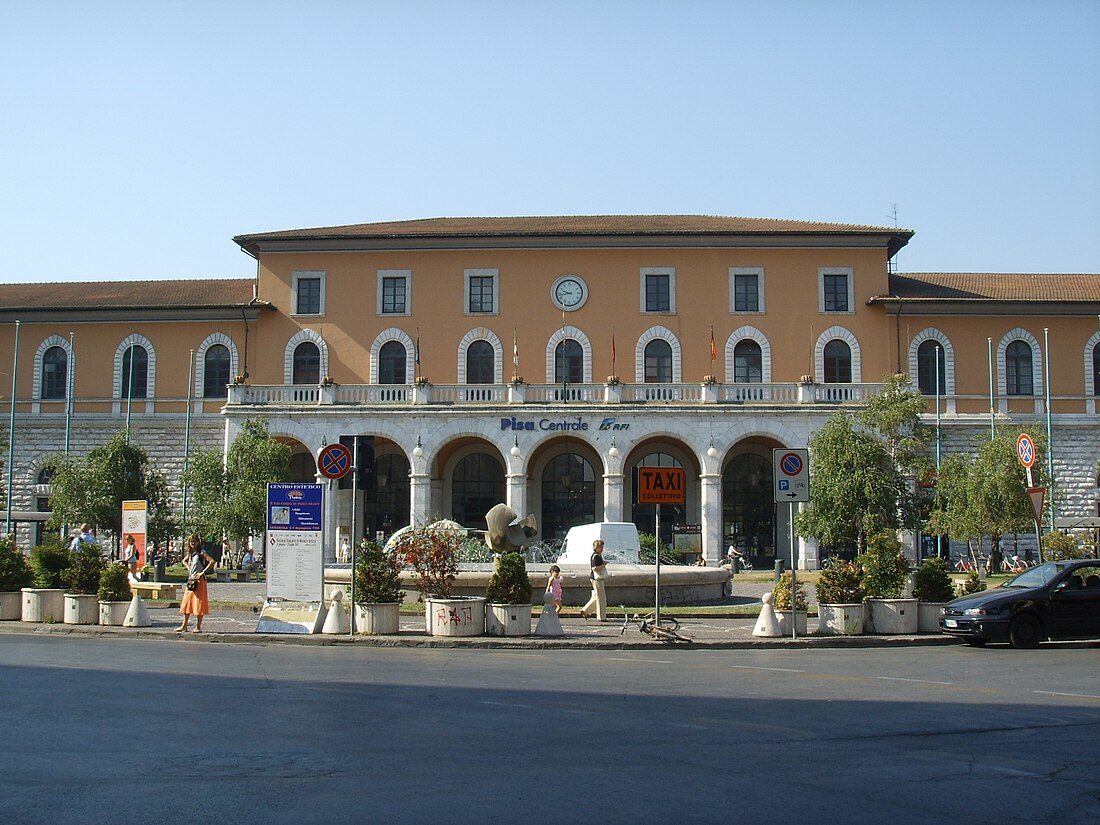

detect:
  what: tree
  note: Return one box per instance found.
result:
[45,431,176,550]
[796,375,930,554]
[929,427,1045,561]
[181,419,291,542]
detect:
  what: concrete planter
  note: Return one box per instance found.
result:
[777,610,808,636]
[425,596,485,637]
[817,603,864,635]
[866,598,919,635]
[918,602,948,633]
[0,591,22,620]
[98,600,130,626]
[485,603,532,636]
[355,602,401,635]
[21,588,64,623]
[64,594,99,625]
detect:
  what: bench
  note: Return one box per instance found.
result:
[216,569,253,582]
[131,581,181,601]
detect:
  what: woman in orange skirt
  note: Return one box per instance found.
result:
[176,534,215,632]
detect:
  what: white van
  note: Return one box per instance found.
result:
[556,522,641,565]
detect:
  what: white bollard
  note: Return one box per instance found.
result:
[123,594,153,627]
[534,591,564,637]
[322,590,350,634]
[752,591,782,637]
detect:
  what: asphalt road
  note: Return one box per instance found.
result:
[1,637,1097,825]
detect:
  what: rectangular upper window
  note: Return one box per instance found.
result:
[819,267,853,314]
[640,267,676,313]
[292,271,326,316]
[730,267,764,313]
[377,270,411,315]
[464,269,498,315]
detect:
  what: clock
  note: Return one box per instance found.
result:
[551,275,588,311]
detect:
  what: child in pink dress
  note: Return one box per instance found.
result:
[546,565,563,613]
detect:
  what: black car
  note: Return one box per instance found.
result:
[940,559,1100,648]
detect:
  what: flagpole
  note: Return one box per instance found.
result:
[987,337,995,440]
[182,349,194,531]
[1043,327,1054,532]
[125,342,135,439]
[62,331,75,540]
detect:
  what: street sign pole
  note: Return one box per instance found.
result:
[790,502,797,640]
[773,448,810,640]
[349,436,359,635]
[654,503,661,627]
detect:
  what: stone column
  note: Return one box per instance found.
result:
[603,473,624,522]
[700,473,722,561]
[506,464,528,517]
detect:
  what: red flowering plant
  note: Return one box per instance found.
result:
[393,525,462,599]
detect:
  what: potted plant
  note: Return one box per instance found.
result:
[399,523,484,637]
[98,562,132,626]
[860,531,916,634]
[956,571,986,597]
[815,560,864,635]
[484,552,533,636]
[913,556,955,632]
[63,540,106,625]
[0,536,33,620]
[352,539,405,634]
[772,570,808,635]
[22,541,70,623]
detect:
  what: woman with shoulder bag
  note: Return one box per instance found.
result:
[580,539,609,621]
[176,534,215,633]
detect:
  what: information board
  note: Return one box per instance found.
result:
[265,483,324,602]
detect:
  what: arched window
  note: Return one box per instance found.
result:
[722,450,775,563]
[378,341,407,384]
[554,339,583,384]
[823,340,851,383]
[121,345,149,399]
[643,340,673,383]
[451,453,505,530]
[916,340,947,395]
[541,452,597,540]
[1092,343,1099,397]
[733,340,763,383]
[292,342,320,385]
[203,344,231,398]
[466,340,495,384]
[41,346,67,400]
[1005,340,1033,395]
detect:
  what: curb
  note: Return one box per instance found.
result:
[0,621,958,650]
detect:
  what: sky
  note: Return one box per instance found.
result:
[1,0,1098,284]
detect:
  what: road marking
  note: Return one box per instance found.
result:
[731,665,804,673]
[605,656,674,664]
[877,676,954,686]
[477,700,538,710]
[1034,690,1100,701]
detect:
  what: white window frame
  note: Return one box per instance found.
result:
[818,267,854,314]
[283,329,329,384]
[464,269,499,315]
[377,269,411,316]
[725,326,772,383]
[640,267,676,314]
[729,267,765,314]
[814,326,862,383]
[292,270,326,317]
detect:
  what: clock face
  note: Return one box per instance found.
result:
[552,276,587,310]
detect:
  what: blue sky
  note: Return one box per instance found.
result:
[1,0,1097,283]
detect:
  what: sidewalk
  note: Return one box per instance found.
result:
[0,581,955,650]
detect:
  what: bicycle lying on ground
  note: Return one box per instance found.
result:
[620,610,692,643]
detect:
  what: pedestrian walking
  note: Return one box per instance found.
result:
[545,564,563,613]
[580,539,608,621]
[176,535,215,633]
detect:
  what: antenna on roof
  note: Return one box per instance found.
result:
[887,203,899,275]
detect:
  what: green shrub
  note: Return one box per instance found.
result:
[772,570,808,611]
[63,541,106,595]
[815,560,863,604]
[485,552,532,605]
[353,540,404,605]
[859,531,910,599]
[29,541,71,589]
[956,571,986,597]
[0,536,33,591]
[912,557,955,602]
[638,532,681,565]
[98,563,132,602]
[1042,531,1087,561]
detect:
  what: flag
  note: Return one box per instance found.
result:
[512,328,519,370]
[415,330,421,366]
[611,334,616,365]
[710,327,717,362]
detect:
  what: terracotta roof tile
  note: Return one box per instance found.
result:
[0,278,258,312]
[235,214,912,242]
[876,273,1100,303]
